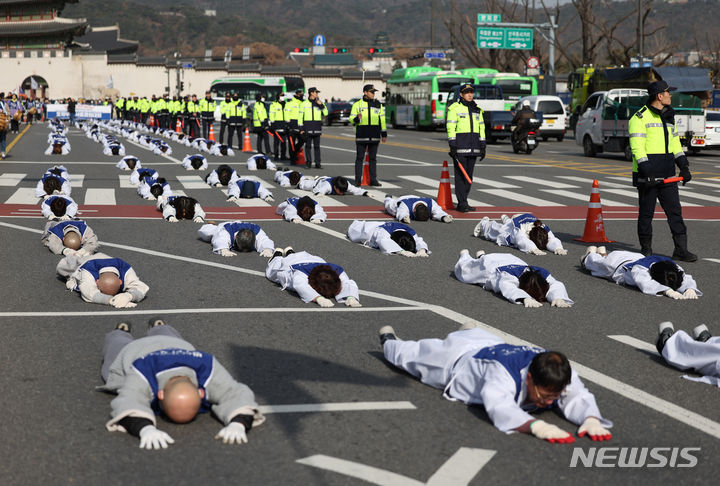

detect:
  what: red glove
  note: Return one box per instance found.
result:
[577,417,612,441]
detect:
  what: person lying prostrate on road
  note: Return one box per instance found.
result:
[198,221,275,257]
[98,318,264,450]
[474,213,567,256]
[298,175,368,197]
[227,179,274,202]
[454,250,574,308]
[656,322,720,387]
[265,248,361,308]
[41,219,99,256]
[103,143,126,156]
[384,194,453,223]
[156,195,205,223]
[181,154,208,170]
[43,165,69,179]
[347,220,430,257]
[246,153,276,171]
[276,195,326,224]
[152,141,172,156]
[35,172,72,198]
[45,140,71,155]
[116,156,141,171]
[56,252,149,308]
[378,325,612,442]
[41,195,78,220]
[205,164,239,187]
[209,144,235,157]
[129,167,158,186]
[274,169,302,188]
[580,247,701,300]
[138,177,172,200]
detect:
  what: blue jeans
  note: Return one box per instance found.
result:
[0,130,7,153]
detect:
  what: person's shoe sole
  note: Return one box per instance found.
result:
[656,321,675,353]
[283,246,294,256]
[147,318,165,329]
[115,322,132,333]
[692,324,711,342]
[378,325,398,345]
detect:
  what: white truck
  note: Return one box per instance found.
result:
[575,88,706,160]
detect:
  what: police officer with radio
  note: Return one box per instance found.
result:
[628,80,696,261]
[350,84,387,186]
[446,84,486,212]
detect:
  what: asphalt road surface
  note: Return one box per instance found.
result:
[1,120,719,485]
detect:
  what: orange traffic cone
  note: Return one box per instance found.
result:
[175,119,182,133]
[242,127,253,152]
[360,148,371,186]
[436,160,454,210]
[208,123,216,142]
[574,179,615,243]
[148,114,155,127]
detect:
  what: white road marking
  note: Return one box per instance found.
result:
[68,174,84,187]
[4,188,39,204]
[415,188,491,207]
[300,220,353,242]
[703,258,720,264]
[504,175,578,189]
[399,175,443,187]
[176,175,210,189]
[2,220,719,439]
[324,145,434,166]
[118,174,134,188]
[607,334,658,354]
[287,189,348,206]
[0,173,27,186]
[259,401,416,414]
[557,176,633,189]
[4,161,185,166]
[601,188,702,207]
[298,447,496,486]
[471,178,521,189]
[540,189,628,206]
[477,189,563,206]
[0,306,423,317]
[83,188,116,205]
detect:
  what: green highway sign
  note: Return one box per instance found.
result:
[477,27,533,50]
[477,13,501,23]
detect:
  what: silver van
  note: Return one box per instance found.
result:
[515,95,567,141]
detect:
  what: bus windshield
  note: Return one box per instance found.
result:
[211,82,284,103]
[495,78,535,100]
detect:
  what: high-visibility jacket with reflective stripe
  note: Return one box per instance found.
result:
[219,100,233,118]
[198,98,216,115]
[269,101,285,124]
[284,97,303,129]
[628,105,684,183]
[300,99,328,134]
[253,101,268,127]
[446,100,485,155]
[350,98,387,143]
[225,100,246,120]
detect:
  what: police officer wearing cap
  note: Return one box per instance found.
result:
[446,84,486,212]
[629,80,696,261]
[351,84,387,186]
[300,87,328,169]
[284,89,306,164]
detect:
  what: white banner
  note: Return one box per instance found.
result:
[46,103,112,120]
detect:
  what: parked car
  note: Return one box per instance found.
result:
[326,101,351,126]
[701,110,720,149]
[515,95,567,141]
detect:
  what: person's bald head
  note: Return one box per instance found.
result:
[62,231,81,250]
[96,272,122,296]
[157,376,204,423]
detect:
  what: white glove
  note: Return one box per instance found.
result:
[345,296,362,307]
[215,422,248,445]
[401,216,411,224]
[76,247,91,258]
[227,196,238,202]
[193,216,204,223]
[147,195,156,201]
[109,292,135,308]
[292,218,303,224]
[399,250,417,258]
[310,219,323,225]
[551,299,572,308]
[213,182,221,187]
[577,417,612,441]
[139,425,175,450]
[58,214,72,221]
[416,249,429,258]
[219,248,236,257]
[61,247,77,256]
[65,278,76,290]
[524,298,542,308]
[442,215,454,223]
[258,248,274,258]
[167,216,178,223]
[665,289,685,300]
[264,196,274,202]
[316,296,334,307]
[528,247,547,256]
[683,288,698,300]
[554,247,568,256]
[530,420,574,444]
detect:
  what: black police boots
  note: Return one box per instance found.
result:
[671,234,698,262]
[639,236,653,257]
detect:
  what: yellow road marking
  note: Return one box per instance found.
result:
[4,123,31,155]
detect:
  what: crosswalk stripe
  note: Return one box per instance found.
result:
[557,176,630,189]
[0,173,27,186]
[416,188,491,207]
[472,177,521,189]
[601,188,702,206]
[340,175,401,189]
[673,190,720,204]
[540,189,627,206]
[176,175,210,189]
[118,174,134,188]
[83,189,116,205]
[607,335,658,354]
[5,188,39,204]
[398,175,442,187]
[69,174,84,187]
[477,189,563,206]
[230,198,271,207]
[171,190,187,197]
[504,175,578,189]
[287,189,348,206]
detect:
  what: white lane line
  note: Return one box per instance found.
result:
[118,174,134,188]
[4,188,39,204]
[259,401,416,414]
[399,175,442,187]
[83,188,116,205]
[287,189,348,206]
[171,189,187,197]
[703,258,720,264]
[602,188,702,207]
[340,177,401,189]
[176,175,210,189]
[69,174,84,187]
[607,334,658,354]
[673,190,720,204]
[300,220,353,242]
[0,306,422,317]
[0,173,27,186]
[540,189,628,206]
[472,178,521,189]
[607,175,720,192]
[477,189,563,206]
[504,175,578,189]
[364,189,392,202]
[4,161,185,166]
[2,220,719,440]
[324,145,434,166]
[557,176,630,189]
[415,188,491,207]
[298,455,424,486]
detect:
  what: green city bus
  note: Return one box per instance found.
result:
[209,76,304,104]
[473,73,538,110]
[385,67,473,129]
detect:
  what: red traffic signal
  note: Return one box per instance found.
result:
[293,48,309,53]
[368,48,375,54]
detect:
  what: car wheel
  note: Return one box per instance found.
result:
[583,136,597,157]
[556,135,564,142]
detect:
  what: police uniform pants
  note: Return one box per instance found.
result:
[101,324,182,382]
[354,142,379,184]
[227,122,243,149]
[289,130,306,163]
[273,128,287,159]
[637,182,686,239]
[255,127,271,154]
[189,117,200,138]
[219,118,227,144]
[453,155,477,207]
[202,117,212,139]
[306,134,322,166]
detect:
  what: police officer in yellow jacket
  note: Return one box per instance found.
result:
[269,93,287,161]
[252,93,270,154]
[219,93,232,145]
[199,91,216,139]
[446,84,486,212]
[350,84,387,186]
[629,80,695,261]
[300,87,328,169]
[284,90,305,165]
[226,94,247,149]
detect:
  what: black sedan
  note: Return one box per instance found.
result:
[326,101,352,126]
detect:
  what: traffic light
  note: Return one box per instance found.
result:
[179,81,184,91]
[293,47,309,53]
[332,47,348,54]
[368,48,383,54]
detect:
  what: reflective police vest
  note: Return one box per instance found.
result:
[350,98,387,143]
[226,100,246,121]
[300,99,328,134]
[219,99,232,119]
[284,97,303,130]
[446,100,485,155]
[253,101,268,128]
[269,101,285,125]
[198,97,216,118]
[628,105,685,185]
